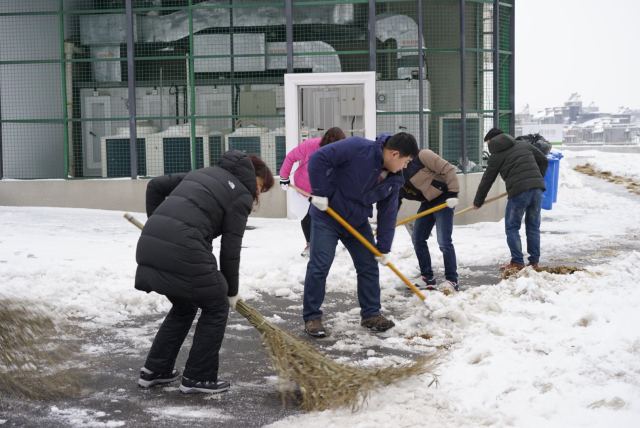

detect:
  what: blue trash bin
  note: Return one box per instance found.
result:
[541,151,562,210]
[551,152,563,202]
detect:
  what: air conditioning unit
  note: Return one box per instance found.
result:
[208,131,226,167]
[100,124,158,177]
[438,114,482,169]
[145,124,211,176]
[225,126,285,173]
[375,80,430,146]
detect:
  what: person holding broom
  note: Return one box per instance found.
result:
[399,149,460,292]
[302,132,419,338]
[473,128,548,271]
[279,127,346,257]
[134,151,273,393]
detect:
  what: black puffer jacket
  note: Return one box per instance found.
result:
[135,150,255,301]
[474,133,548,207]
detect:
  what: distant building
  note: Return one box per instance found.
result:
[516,93,640,145]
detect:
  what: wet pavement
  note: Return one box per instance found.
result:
[0,262,582,427]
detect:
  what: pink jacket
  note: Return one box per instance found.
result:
[278,137,321,193]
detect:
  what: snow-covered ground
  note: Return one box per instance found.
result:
[1,149,640,427]
[564,149,640,180]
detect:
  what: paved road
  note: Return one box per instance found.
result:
[0,263,500,428]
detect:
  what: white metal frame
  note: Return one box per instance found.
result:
[283,72,376,218]
[284,72,376,153]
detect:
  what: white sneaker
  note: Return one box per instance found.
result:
[439,280,459,295]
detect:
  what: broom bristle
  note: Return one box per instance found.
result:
[502,265,584,279]
[236,300,436,411]
[0,298,80,400]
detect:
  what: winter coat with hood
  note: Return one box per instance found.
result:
[474,133,548,207]
[307,135,404,254]
[134,150,255,301]
[401,149,459,204]
[278,137,321,194]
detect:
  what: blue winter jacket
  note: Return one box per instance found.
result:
[307,135,405,253]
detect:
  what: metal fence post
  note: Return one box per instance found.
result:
[510,0,515,135]
[493,0,500,129]
[59,0,70,178]
[285,0,293,73]
[125,0,138,179]
[368,0,376,72]
[417,0,425,149]
[188,0,197,170]
[460,0,467,172]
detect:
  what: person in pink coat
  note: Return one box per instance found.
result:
[279,127,345,256]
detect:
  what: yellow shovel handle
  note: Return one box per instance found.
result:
[395,191,508,227]
[453,192,508,217]
[290,183,427,301]
[323,209,426,302]
[395,202,449,226]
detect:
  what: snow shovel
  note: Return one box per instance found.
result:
[124,212,433,411]
[289,184,429,303]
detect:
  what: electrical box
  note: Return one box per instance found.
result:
[339,86,364,117]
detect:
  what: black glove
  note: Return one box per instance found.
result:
[279,178,290,190]
[444,191,458,199]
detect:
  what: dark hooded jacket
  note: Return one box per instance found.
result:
[134,150,255,301]
[474,133,548,207]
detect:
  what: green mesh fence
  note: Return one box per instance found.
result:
[0,0,513,179]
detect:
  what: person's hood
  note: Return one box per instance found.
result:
[218,150,256,196]
[488,133,515,154]
[376,133,393,145]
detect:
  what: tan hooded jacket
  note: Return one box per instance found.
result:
[408,149,460,201]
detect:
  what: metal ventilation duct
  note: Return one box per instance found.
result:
[375,14,423,60]
[80,0,354,44]
[266,42,341,73]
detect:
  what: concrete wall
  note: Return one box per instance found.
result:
[0,172,504,223]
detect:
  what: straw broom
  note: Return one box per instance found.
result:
[236,300,435,411]
[125,213,435,411]
[0,297,79,400]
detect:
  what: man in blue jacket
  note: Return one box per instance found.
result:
[302,132,419,337]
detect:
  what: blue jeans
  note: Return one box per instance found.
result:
[412,204,458,283]
[303,219,380,321]
[505,188,542,265]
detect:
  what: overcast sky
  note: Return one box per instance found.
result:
[515,0,639,113]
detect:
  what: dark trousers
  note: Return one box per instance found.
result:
[303,218,380,321]
[505,188,542,265]
[412,204,458,282]
[301,210,312,243]
[144,295,229,381]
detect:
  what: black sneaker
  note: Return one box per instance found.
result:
[361,314,395,332]
[138,367,180,388]
[179,377,230,394]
